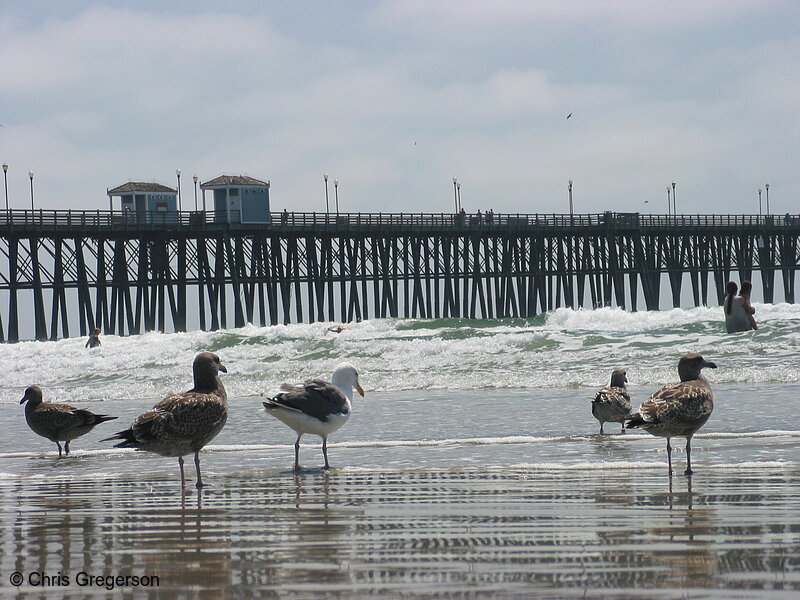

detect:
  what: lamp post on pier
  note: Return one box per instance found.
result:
[671,181,676,215]
[758,188,762,216]
[334,179,339,213]
[193,175,198,211]
[2,163,8,210]
[765,183,770,214]
[457,182,461,212]
[568,179,573,216]
[176,168,182,211]
[324,174,330,214]
[667,187,671,216]
[28,170,34,210]
[452,177,458,212]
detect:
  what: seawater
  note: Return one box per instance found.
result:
[1,303,798,477]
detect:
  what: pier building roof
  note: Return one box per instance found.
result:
[201,175,269,188]
[107,182,177,194]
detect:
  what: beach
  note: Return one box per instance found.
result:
[1,306,799,597]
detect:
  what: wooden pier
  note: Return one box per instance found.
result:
[0,210,798,342]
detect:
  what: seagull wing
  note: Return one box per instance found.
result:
[264,378,348,421]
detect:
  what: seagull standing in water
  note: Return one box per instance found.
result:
[616,353,716,476]
[103,352,228,488]
[20,386,117,457]
[592,369,631,434]
[263,362,364,471]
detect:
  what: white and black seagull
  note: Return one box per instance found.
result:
[263,362,364,471]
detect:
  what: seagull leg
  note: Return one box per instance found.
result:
[65,440,71,455]
[599,423,605,435]
[178,456,186,487]
[294,435,302,471]
[666,438,673,476]
[322,437,330,469]
[194,451,204,489]
[56,442,63,458]
[684,437,694,476]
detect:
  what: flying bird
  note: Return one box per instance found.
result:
[566,113,573,119]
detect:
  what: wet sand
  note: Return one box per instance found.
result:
[2,467,799,599]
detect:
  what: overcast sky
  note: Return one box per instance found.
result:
[1,0,798,215]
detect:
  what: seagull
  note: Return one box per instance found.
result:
[592,369,631,434]
[20,386,117,457]
[566,113,573,119]
[262,362,364,471]
[102,352,228,488]
[615,353,716,476]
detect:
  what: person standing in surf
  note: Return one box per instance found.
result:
[724,281,753,333]
[738,280,758,330]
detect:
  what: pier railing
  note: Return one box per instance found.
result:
[0,209,797,232]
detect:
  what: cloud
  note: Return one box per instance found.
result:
[0,2,798,215]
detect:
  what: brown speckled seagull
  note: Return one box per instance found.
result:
[102,352,227,488]
[21,386,117,457]
[616,353,716,476]
[592,369,631,434]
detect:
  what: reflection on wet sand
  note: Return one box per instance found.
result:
[1,468,799,598]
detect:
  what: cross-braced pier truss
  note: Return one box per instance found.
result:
[1,211,798,341]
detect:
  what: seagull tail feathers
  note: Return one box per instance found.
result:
[611,413,648,429]
[100,427,137,448]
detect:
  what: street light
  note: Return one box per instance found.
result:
[758,188,762,216]
[2,163,8,210]
[765,183,770,214]
[667,187,671,216]
[334,179,339,213]
[568,179,573,216]
[324,174,329,214]
[457,182,461,212]
[28,170,34,210]
[452,177,458,212]
[176,168,182,211]
[193,175,198,211]
[671,181,676,215]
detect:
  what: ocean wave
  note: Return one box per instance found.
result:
[1,305,799,397]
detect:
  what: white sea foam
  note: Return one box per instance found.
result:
[0,305,798,399]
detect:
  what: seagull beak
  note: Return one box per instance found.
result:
[355,382,365,397]
[20,396,27,405]
[705,361,717,369]
[219,364,228,373]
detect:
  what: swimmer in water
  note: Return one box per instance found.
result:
[85,327,102,348]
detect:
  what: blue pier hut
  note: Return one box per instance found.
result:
[107,182,178,223]
[200,175,271,224]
